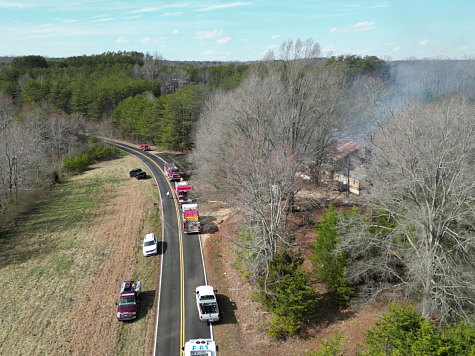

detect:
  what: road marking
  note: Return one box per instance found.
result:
[111,142,186,354]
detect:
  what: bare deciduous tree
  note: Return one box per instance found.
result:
[192,38,350,278]
[266,38,351,178]
[141,52,164,81]
[0,101,82,222]
[338,95,475,323]
[158,66,190,95]
[0,95,16,130]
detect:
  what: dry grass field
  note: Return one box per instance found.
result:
[0,155,160,356]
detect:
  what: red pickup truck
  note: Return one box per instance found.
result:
[140,144,151,151]
[116,280,141,321]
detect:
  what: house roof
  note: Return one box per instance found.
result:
[326,140,363,162]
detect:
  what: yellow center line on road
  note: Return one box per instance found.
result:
[178,197,186,353]
[113,143,186,354]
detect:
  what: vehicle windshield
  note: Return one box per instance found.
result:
[171,169,179,174]
[119,297,136,306]
[144,240,155,247]
[199,295,215,300]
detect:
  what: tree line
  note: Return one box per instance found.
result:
[0,98,82,224]
[0,51,252,229]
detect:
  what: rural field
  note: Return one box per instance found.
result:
[0,154,160,356]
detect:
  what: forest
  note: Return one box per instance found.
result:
[2,40,475,353]
[0,51,247,225]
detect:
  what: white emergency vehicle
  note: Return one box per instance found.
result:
[182,339,218,355]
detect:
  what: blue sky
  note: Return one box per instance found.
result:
[1,0,474,61]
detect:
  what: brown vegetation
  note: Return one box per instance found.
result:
[0,155,159,356]
[199,183,383,355]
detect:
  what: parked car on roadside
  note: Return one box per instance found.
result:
[116,280,141,321]
[129,168,143,177]
[135,171,147,180]
[142,233,158,256]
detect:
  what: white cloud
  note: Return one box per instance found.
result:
[0,1,28,8]
[385,42,393,47]
[194,29,227,40]
[203,49,232,56]
[243,39,248,42]
[115,36,129,44]
[392,47,401,52]
[330,21,376,34]
[203,49,218,56]
[267,44,277,50]
[271,35,283,39]
[129,4,187,14]
[161,44,166,48]
[172,29,178,34]
[62,19,79,24]
[197,2,251,11]
[141,37,151,43]
[460,45,474,51]
[152,39,158,43]
[163,12,183,16]
[322,45,336,54]
[419,39,438,46]
[217,36,231,44]
[91,18,113,22]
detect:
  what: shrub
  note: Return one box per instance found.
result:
[62,143,119,173]
[308,334,347,356]
[255,249,320,340]
[439,323,475,356]
[364,303,440,355]
[310,204,354,304]
[62,154,90,173]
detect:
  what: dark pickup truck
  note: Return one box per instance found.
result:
[135,171,147,180]
[129,168,143,177]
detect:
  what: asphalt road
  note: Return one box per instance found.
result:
[110,142,212,356]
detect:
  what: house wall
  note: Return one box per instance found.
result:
[333,173,360,195]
